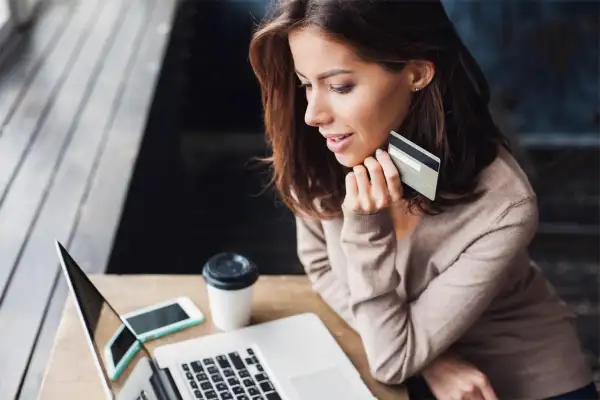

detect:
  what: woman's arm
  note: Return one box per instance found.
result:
[340,197,538,385]
[295,216,356,329]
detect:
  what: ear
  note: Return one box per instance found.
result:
[407,61,435,92]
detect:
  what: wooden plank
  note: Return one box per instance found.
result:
[19,274,62,400]
[15,1,152,398]
[31,0,173,393]
[0,0,109,297]
[0,0,100,207]
[0,0,102,297]
[22,2,175,395]
[0,0,74,126]
[0,0,136,397]
[67,0,176,274]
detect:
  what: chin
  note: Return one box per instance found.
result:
[333,152,364,168]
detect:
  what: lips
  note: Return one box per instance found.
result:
[328,134,352,142]
[324,133,354,153]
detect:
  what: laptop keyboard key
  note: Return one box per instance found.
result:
[239,370,250,378]
[197,373,208,381]
[245,358,254,365]
[191,362,204,373]
[204,358,216,366]
[252,397,264,400]
[217,355,231,369]
[194,390,203,399]
[205,391,217,399]
[265,393,281,400]
[228,352,245,370]
[186,372,194,380]
[228,377,240,386]
[236,396,249,400]
[223,369,235,377]
[232,386,244,395]
[220,393,233,400]
[212,374,223,383]
[182,364,190,372]
[254,373,267,382]
[259,381,274,393]
[190,381,198,389]
[247,348,254,355]
[243,378,255,387]
[256,365,264,372]
[201,381,212,390]
[207,366,219,375]
[247,387,260,396]
[215,383,228,392]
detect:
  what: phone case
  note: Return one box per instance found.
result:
[109,340,142,381]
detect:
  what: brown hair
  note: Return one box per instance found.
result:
[249,0,510,219]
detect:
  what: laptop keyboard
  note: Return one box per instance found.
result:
[181,347,282,400]
[135,390,149,400]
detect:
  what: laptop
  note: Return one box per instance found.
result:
[55,241,376,400]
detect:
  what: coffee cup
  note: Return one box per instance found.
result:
[202,252,259,331]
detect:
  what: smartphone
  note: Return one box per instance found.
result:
[104,297,205,380]
[104,324,143,381]
[122,297,205,342]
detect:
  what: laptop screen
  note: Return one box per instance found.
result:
[56,242,157,398]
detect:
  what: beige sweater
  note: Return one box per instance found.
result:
[296,147,593,399]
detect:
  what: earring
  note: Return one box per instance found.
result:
[413,87,421,92]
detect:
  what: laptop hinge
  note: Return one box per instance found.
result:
[154,367,183,400]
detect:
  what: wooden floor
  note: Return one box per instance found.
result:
[0,0,177,398]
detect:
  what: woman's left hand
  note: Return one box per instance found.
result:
[343,149,404,215]
[422,353,498,400]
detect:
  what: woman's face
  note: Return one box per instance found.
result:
[288,26,421,168]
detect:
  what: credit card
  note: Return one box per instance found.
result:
[387,130,440,201]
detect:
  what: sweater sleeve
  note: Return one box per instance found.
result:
[295,216,356,330]
[340,198,539,384]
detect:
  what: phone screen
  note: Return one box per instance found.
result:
[110,327,138,367]
[125,303,190,335]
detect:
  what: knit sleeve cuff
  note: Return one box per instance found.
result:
[341,206,394,237]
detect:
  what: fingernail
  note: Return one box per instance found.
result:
[376,149,383,156]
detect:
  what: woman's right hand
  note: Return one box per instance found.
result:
[421,353,498,400]
[343,150,403,215]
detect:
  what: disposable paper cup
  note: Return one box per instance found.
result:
[202,252,259,331]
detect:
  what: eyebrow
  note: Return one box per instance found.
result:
[295,68,353,81]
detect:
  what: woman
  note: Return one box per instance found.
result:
[248,0,597,399]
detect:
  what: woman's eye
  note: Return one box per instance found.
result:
[330,84,354,94]
[298,82,353,94]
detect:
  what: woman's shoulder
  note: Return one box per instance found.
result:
[478,147,535,199]
[434,146,538,234]
[420,147,539,266]
[474,145,537,208]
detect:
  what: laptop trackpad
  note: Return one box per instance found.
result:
[290,366,364,400]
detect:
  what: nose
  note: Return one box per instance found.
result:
[304,92,333,127]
